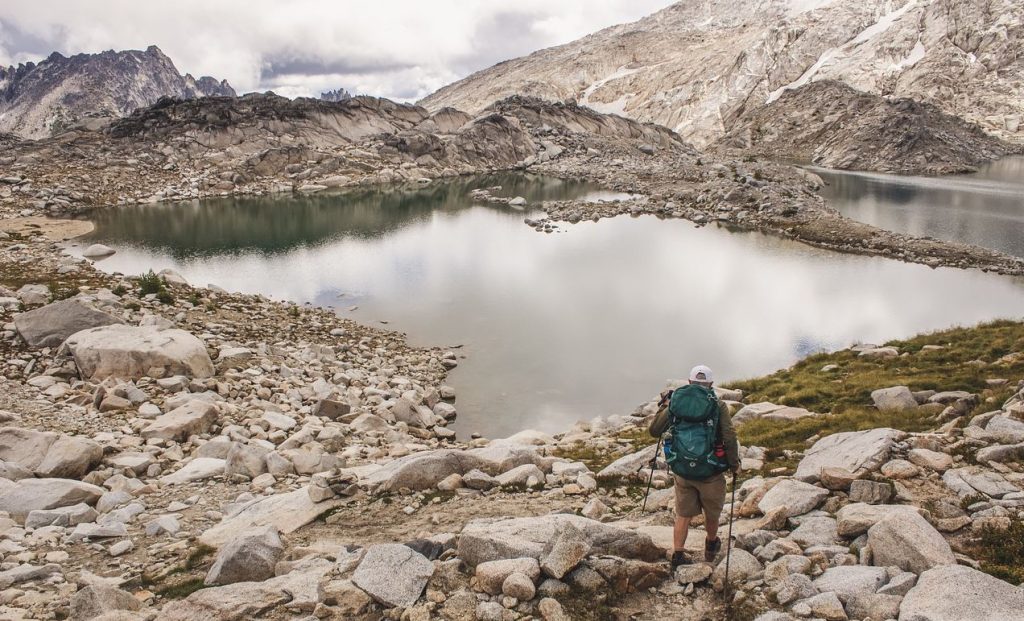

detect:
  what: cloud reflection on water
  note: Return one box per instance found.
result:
[75,180,1024,438]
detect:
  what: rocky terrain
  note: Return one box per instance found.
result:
[2,92,1022,278]
[716,81,1022,174]
[421,0,1024,149]
[0,46,235,140]
[0,241,1022,619]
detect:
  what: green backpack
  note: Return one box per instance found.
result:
[664,384,729,480]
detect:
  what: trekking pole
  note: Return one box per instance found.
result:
[723,472,738,604]
[640,437,663,513]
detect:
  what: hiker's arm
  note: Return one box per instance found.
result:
[719,404,740,471]
[648,395,671,438]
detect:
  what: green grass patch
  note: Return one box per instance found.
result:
[47,282,77,301]
[727,320,1024,450]
[970,520,1024,584]
[737,407,936,452]
[156,577,207,600]
[554,426,652,472]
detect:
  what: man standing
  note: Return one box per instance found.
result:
[649,364,739,567]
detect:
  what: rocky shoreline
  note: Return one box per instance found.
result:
[0,253,1023,619]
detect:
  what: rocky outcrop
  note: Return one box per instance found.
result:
[716,81,1021,174]
[14,298,124,348]
[794,428,902,482]
[422,0,1024,148]
[0,45,234,139]
[63,325,214,380]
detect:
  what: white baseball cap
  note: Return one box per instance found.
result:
[689,364,714,384]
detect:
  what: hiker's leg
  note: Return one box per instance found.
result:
[674,515,691,551]
[673,475,699,552]
[705,512,719,541]
[700,473,727,542]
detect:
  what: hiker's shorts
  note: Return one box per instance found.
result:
[674,472,726,519]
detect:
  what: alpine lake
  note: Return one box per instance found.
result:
[69,171,1024,439]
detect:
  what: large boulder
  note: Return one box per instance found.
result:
[867,512,955,574]
[943,467,1021,499]
[69,584,141,620]
[813,565,888,605]
[63,325,214,380]
[596,444,659,480]
[14,298,124,348]
[0,478,104,522]
[475,558,541,595]
[360,449,491,492]
[0,427,58,471]
[981,415,1024,444]
[458,514,661,567]
[199,488,343,547]
[141,401,218,442]
[159,457,225,485]
[35,436,103,479]
[870,386,919,413]
[466,444,548,473]
[352,544,434,608]
[836,503,922,537]
[795,428,902,483]
[757,479,828,518]
[157,559,332,620]
[204,526,284,585]
[899,564,1024,621]
[540,523,591,579]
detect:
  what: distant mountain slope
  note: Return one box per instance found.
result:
[717,80,1021,174]
[421,0,1023,147]
[0,45,234,139]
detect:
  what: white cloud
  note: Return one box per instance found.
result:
[0,0,676,100]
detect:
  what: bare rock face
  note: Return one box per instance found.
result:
[63,324,214,380]
[421,0,1024,148]
[0,45,234,139]
[716,81,1020,175]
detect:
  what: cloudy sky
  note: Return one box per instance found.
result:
[0,0,675,101]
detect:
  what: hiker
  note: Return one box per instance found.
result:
[649,364,739,567]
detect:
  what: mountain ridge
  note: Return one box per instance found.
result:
[421,0,1024,148]
[0,45,235,139]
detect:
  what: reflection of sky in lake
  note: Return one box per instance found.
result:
[71,178,1024,438]
[817,156,1024,258]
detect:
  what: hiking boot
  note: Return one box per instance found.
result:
[704,537,722,562]
[671,551,691,568]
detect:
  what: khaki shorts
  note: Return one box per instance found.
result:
[674,473,726,519]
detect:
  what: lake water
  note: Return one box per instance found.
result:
[816,157,1024,258]
[72,174,1024,439]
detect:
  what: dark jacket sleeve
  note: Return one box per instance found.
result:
[718,402,740,470]
[648,404,670,437]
